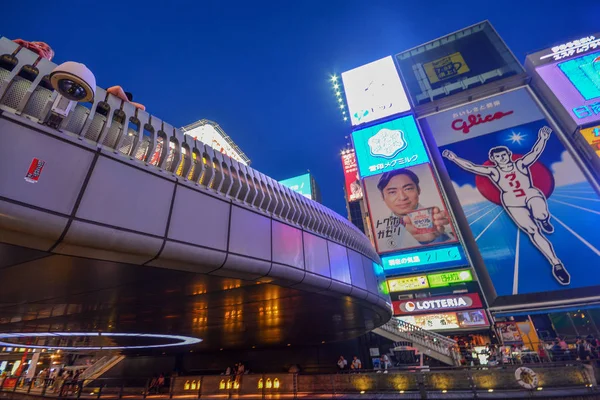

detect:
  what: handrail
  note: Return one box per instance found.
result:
[378,319,460,361]
[0,36,379,264]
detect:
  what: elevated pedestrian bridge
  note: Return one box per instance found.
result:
[0,37,392,349]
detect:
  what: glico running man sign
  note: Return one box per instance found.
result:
[422,87,600,298]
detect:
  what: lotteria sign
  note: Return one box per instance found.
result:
[393,293,482,316]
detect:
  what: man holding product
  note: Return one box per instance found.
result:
[376,168,452,250]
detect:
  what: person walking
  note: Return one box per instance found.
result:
[337,356,347,372]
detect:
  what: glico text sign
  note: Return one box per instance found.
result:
[341,56,411,126]
[352,115,429,178]
[393,293,483,316]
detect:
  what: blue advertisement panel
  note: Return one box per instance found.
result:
[279,173,312,199]
[381,245,466,274]
[423,87,600,297]
[352,115,429,178]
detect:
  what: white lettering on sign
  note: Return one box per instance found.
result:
[540,36,599,62]
[402,296,470,312]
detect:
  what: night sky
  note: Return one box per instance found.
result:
[3,1,597,216]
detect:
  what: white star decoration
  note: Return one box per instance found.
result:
[507,131,526,144]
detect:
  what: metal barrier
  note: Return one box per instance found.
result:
[0,36,378,263]
[0,363,596,399]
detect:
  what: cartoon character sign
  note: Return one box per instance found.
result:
[443,126,568,286]
[425,87,600,296]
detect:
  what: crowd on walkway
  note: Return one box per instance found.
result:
[452,335,600,366]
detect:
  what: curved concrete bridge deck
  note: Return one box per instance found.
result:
[0,37,391,348]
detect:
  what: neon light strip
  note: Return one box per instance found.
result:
[539,39,600,60]
[0,332,202,350]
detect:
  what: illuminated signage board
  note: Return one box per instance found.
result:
[381,246,464,273]
[424,87,600,300]
[341,149,363,202]
[352,115,429,178]
[398,309,489,331]
[393,293,483,316]
[536,50,600,126]
[423,52,470,84]
[387,275,429,293]
[279,173,312,199]
[341,56,411,126]
[539,36,599,62]
[427,270,473,288]
[580,125,600,158]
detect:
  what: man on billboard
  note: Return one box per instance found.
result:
[364,163,456,253]
[443,126,569,285]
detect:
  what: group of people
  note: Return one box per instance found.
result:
[224,362,247,383]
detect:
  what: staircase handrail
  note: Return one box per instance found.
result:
[379,320,457,357]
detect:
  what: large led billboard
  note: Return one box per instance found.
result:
[363,163,457,254]
[341,149,363,202]
[395,21,523,107]
[181,119,250,165]
[352,115,429,178]
[279,173,312,199]
[422,87,600,301]
[341,56,411,126]
[536,49,600,126]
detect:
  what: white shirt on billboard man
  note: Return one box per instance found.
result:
[377,168,451,250]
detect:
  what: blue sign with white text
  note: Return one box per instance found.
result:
[381,245,466,274]
[352,115,429,178]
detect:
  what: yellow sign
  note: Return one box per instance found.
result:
[387,275,429,292]
[424,52,470,84]
[580,125,600,158]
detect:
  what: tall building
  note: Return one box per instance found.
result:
[181,119,250,165]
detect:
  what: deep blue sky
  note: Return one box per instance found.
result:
[3,1,596,216]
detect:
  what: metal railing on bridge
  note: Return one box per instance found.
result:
[0,362,595,399]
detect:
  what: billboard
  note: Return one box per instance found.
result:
[363,163,457,254]
[398,309,489,331]
[352,115,429,178]
[381,245,466,274]
[341,149,363,202]
[341,56,411,126]
[536,50,600,126]
[395,21,523,107]
[392,293,483,316]
[423,87,600,298]
[580,125,600,158]
[387,269,473,293]
[181,120,249,165]
[279,173,312,199]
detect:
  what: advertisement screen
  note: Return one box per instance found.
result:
[424,87,600,298]
[387,275,429,293]
[381,245,465,274]
[352,115,429,178]
[536,50,600,126]
[395,21,522,107]
[428,269,473,288]
[279,173,312,199]
[398,309,488,331]
[580,125,600,158]
[393,293,483,316]
[363,163,457,254]
[341,149,363,202]
[341,56,411,126]
[496,321,523,344]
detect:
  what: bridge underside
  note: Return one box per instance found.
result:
[0,242,388,351]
